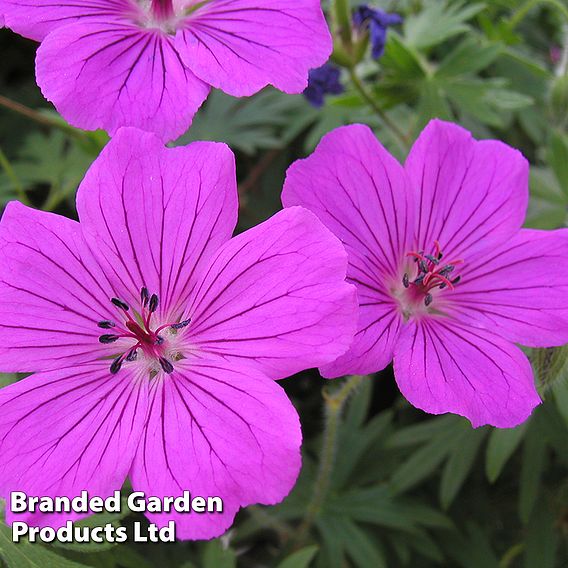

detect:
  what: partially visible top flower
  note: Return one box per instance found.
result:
[0,0,332,141]
[0,128,357,538]
[282,119,568,428]
[304,63,344,108]
[354,4,402,59]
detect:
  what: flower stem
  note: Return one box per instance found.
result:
[294,374,366,546]
[0,147,31,206]
[348,68,411,151]
[510,0,568,29]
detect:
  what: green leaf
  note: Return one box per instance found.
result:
[548,131,568,198]
[0,523,89,568]
[531,345,568,392]
[386,415,459,449]
[436,37,503,78]
[445,523,500,568]
[485,423,527,483]
[519,416,547,523]
[178,90,313,154]
[340,519,387,568]
[404,1,485,50]
[440,427,487,509]
[390,418,464,494]
[53,507,130,552]
[202,540,236,568]
[277,546,319,568]
[523,496,558,568]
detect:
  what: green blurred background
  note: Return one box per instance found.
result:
[2,0,568,566]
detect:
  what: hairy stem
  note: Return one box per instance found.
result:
[348,69,411,150]
[294,374,366,546]
[510,0,568,29]
[0,147,31,206]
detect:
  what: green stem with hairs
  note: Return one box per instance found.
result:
[294,374,367,546]
[348,68,411,151]
[510,0,568,29]
[0,147,31,206]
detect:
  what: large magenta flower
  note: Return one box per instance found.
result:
[282,120,568,428]
[0,128,356,538]
[0,0,331,141]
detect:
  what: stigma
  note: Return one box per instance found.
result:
[98,287,191,375]
[400,241,462,308]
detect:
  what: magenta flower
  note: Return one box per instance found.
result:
[282,120,568,428]
[0,128,356,538]
[0,0,331,141]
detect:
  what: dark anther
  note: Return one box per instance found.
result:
[126,349,138,362]
[149,294,159,313]
[159,357,174,374]
[156,336,164,345]
[414,274,425,285]
[99,334,120,344]
[171,319,192,330]
[140,287,149,307]
[438,251,443,260]
[97,320,115,329]
[424,293,433,307]
[452,275,461,285]
[439,283,446,289]
[111,298,129,311]
[425,254,439,265]
[110,356,123,374]
[418,260,428,273]
[439,265,455,277]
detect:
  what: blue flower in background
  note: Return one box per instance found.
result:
[354,5,403,59]
[304,64,345,108]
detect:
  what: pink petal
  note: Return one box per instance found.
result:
[393,319,541,428]
[129,358,301,540]
[0,202,122,373]
[0,362,147,527]
[282,124,411,377]
[186,207,358,379]
[175,0,332,96]
[36,21,210,142]
[76,127,237,316]
[405,119,529,260]
[448,228,568,347]
[0,0,135,41]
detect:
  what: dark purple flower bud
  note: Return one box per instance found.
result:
[354,5,402,59]
[303,63,344,108]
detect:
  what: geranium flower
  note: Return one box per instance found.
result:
[0,0,332,141]
[0,128,357,538]
[282,119,568,427]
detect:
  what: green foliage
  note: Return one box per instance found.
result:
[1,0,568,566]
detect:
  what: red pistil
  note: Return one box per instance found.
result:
[402,243,463,306]
[99,288,191,374]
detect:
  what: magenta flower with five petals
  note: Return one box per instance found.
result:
[282,119,568,428]
[0,0,331,141]
[0,128,356,539]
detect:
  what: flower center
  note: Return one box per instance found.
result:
[98,287,191,375]
[394,241,463,319]
[150,0,174,22]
